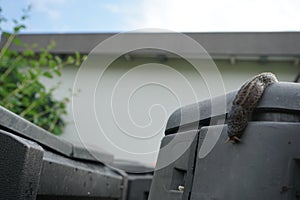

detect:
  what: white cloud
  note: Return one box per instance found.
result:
[27,0,66,20]
[106,0,300,32]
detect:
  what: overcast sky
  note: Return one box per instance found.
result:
[2,0,300,33]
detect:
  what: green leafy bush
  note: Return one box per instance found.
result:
[0,6,81,134]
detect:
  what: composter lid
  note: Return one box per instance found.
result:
[165,82,300,134]
[0,106,114,163]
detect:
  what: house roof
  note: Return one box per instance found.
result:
[1,32,300,60]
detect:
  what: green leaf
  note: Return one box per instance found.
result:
[75,51,81,66]
[29,60,39,68]
[54,68,62,76]
[29,70,37,79]
[35,67,42,75]
[39,57,48,66]
[43,71,53,78]
[13,24,26,33]
[66,56,75,64]
[23,49,35,57]
[0,87,8,96]
[5,83,18,89]
[52,126,62,135]
[12,37,22,46]
[49,60,56,69]
[2,31,11,37]
[55,56,62,64]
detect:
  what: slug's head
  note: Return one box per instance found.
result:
[226,131,242,144]
[226,136,242,143]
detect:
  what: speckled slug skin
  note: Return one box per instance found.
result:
[227,72,278,142]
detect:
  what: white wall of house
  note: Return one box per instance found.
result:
[41,57,299,165]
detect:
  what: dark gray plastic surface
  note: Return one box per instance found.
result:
[72,145,114,163]
[37,151,123,199]
[191,123,300,200]
[126,174,153,200]
[0,130,44,200]
[166,82,300,134]
[110,159,154,173]
[110,159,154,200]
[0,129,125,200]
[149,130,199,200]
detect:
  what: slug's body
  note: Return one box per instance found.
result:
[227,72,278,143]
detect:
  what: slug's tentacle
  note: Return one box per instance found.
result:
[227,72,278,143]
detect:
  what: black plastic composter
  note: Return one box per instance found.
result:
[149,82,300,200]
